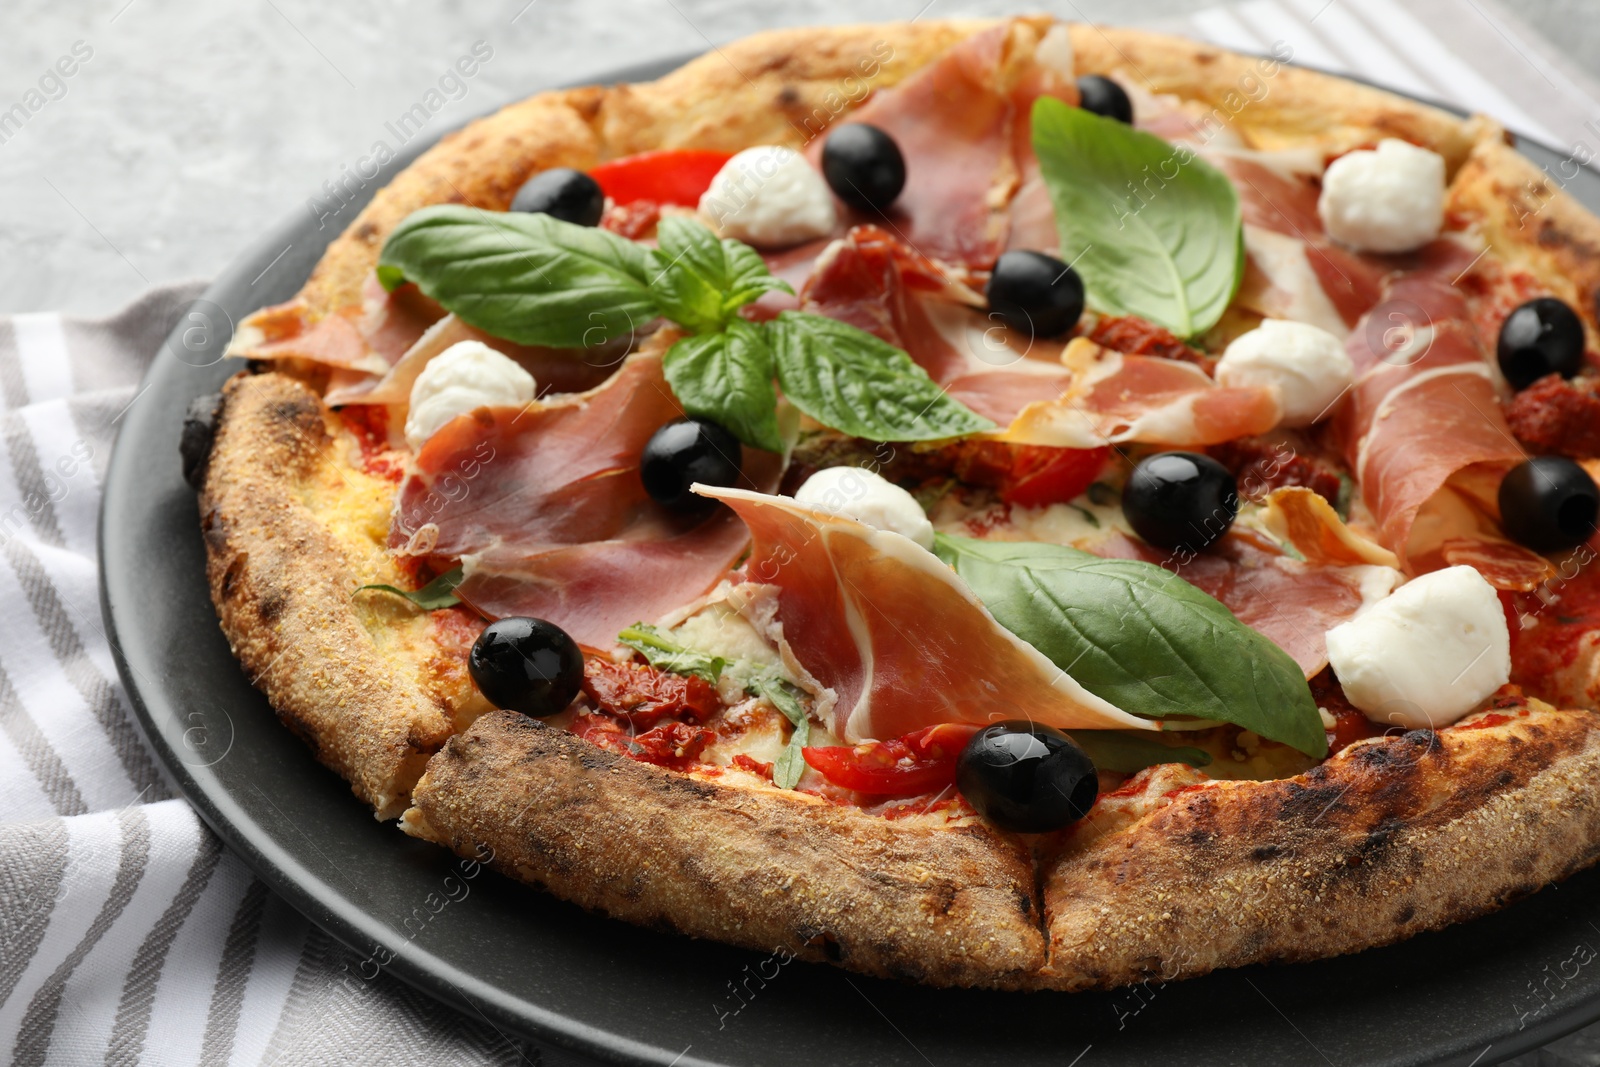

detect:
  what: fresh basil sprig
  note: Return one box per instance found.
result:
[933,534,1326,757]
[616,622,726,683]
[750,672,811,790]
[1032,97,1243,338]
[354,565,463,610]
[377,206,992,450]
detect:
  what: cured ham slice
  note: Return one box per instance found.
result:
[323,314,620,407]
[1260,487,1398,569]
[227,276,445,374]
[389,353,782,648]
[998,339,1281,448]
[800,225,1067,425]
[833,20,1075,268]
[1086,530,1400,678]
[700,486,1152,742]
[1340,251,1532,580]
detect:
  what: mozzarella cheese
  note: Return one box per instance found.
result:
[1317,139,1446,254]
[1323,565,1510,730]
[404,341,535,450]
[794,466,935,550]
[1215,319,1355,427]
[698,145,836,248]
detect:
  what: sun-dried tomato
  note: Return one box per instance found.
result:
[581,659,721,730]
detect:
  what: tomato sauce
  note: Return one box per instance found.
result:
[338,404,406,484]
[1509,552,1600,690]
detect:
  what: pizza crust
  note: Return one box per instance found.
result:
[402,710,1047,987]
[199,18,1600,988]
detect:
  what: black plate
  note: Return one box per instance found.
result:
[101,52,1600,1067]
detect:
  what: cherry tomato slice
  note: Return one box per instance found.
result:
[589,149,734,208]
[1001,445,1111,509]
[802,722,980,794]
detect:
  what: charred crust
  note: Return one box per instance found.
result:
[404,712,1046,988]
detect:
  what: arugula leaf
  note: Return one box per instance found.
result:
[767,311,995,442]
[649,216,791,331]
[354,566,463,611]
[749,672,811,790]
[1032,97,1243,338]
[933,534,1326,757]
[376,205,658,349]
[1068,731,1212,774]
[616,623,726,683]
[662,320,785,453]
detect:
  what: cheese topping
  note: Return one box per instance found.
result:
[698,145,837,248]
[1324,565,1511,730]
[1317,139,1446,254]
[404,340,534,451]
[795,466,936,550]
[1215,319,1355,427]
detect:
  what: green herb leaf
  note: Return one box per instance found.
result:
[767,311,995,442]
[1068,731,1212,774]
[376,204,658,349]
[648,217,791,331]
[1032,96,1243,338]
[354,566,464,611]
[750,672,811,790]
[617,623,726,683]
[933,534,1326,757]
[662,320,785,453]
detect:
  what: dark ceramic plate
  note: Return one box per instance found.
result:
[100,51,1600,1067]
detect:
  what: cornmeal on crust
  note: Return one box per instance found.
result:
[199,17,1600,988]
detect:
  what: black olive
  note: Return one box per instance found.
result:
[985,250,1085,339]
[1076,74,1133,124]
[510,167,605,227]
[1123,451,1239,554]
[820,124,907,213]
[1498,456,1600,553]
[1498,297,1586,390]
[180,392,223,490]
[956,721,1098,833]
[640,418,742,520]
[469,617,584,717]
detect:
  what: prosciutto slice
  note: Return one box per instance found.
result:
[1340,248,1532,576]
[227,276,444,375]
[1086,530,1400,678]
[998,340,1281,448]
[833,19,1075,268]
[701,486,1152,742]
[390,353,781,648]
[800,225,1068,425]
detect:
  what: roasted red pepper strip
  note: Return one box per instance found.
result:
[1000,445,1111,509]
[589,149,734,208]
[802,723,980,794]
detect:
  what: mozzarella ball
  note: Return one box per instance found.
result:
[1324,566,1510,730]
[795,466,935,550]
[404,341,535,451]
[1317,139,1446,254]
[698,145,837,248]
[1216,319,1355,426]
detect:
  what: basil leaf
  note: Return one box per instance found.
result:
[377,204,658,349]
[1032,97,1243,338]
[767,311,995,442]
[662,321,785,453]
[354,566,463,611]
[933,534,1326,757]
[649,217,791,331]
[1068,731,1211,774]
[750,672,810,790]
[617,623,725,683]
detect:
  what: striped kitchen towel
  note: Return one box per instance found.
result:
[2,0,1600,1064]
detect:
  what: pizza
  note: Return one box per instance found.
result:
[187,17,1600,992]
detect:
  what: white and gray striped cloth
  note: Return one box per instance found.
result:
[3,1,1600,1063]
